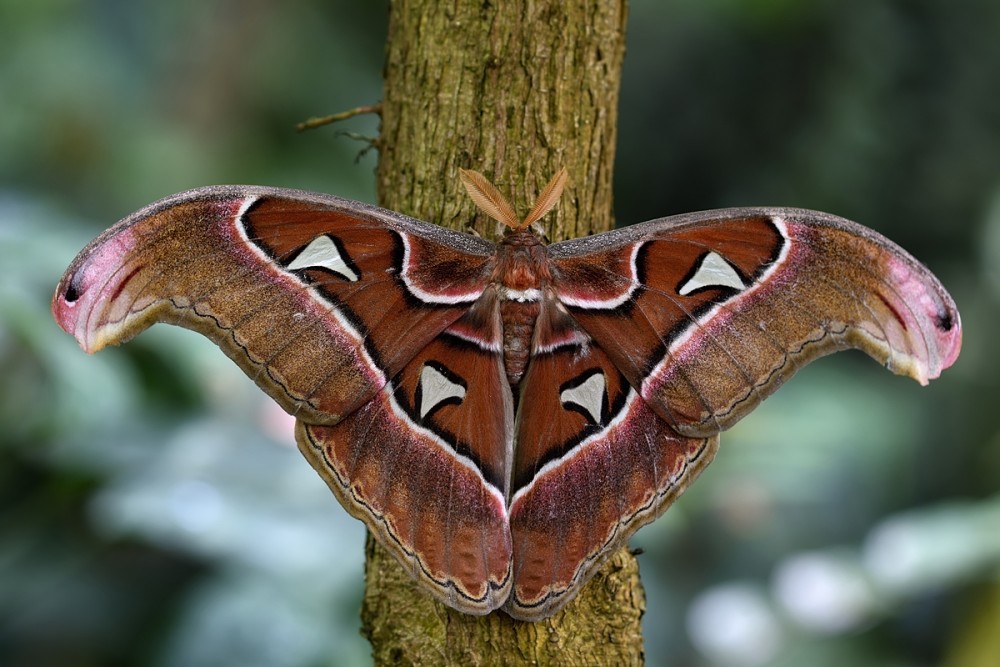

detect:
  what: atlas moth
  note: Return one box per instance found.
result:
[53,167,961,620]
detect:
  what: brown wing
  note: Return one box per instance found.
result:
[507,323,716,620]
[298,312,514,614]
[53,186,517,613]
[52,186,497,425]
[547,207,961,437]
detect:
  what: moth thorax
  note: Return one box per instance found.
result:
[501,300,540,386]
[496,236,549,288]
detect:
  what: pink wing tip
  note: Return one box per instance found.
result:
[52,190,251,354]
[52,227,142,354]
[52,258,103,352]
[887,254,962,382]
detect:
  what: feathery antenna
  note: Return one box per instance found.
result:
[459,168,568,229]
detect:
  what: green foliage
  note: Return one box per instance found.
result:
[1,1,998,665]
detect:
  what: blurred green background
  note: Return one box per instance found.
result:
[1,1,997,665]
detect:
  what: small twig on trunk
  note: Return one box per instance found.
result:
[296,103,382,132]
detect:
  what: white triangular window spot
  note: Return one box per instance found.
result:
[560,372,606,424]
[286,235,359,282]
[678,251,745,296]
[418,364,466,419]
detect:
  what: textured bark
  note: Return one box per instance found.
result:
[366,0,639,663]
[377,0,626,243]
[362,533,645,665]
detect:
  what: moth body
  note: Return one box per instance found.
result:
[492,227,557,386]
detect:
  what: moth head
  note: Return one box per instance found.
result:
[459,168,568,231]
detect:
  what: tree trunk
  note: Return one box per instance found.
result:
[365,0,639,663]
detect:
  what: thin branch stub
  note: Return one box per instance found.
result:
[296,103,383,132]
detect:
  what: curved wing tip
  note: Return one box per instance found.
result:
[52,272,97,352]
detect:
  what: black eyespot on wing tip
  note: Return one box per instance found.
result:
[936,310,955,332]
[64,272,82,303]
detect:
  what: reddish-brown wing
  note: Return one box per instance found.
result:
[547,207,961,437]
[52,186,497,425]
[52,187,517,614]
[298,327,515,614]
[507,334,715,620]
